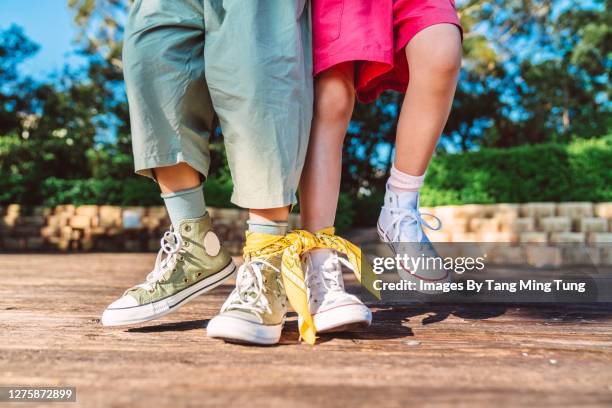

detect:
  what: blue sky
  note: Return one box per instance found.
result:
[0,0,84,78]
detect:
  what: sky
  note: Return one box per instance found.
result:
[0,0,84,78]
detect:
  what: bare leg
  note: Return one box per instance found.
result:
[154,162,201,194]
[395,24,462,176]
[154,163,288,224]
[299,63,355,232]
[249,207,290,224]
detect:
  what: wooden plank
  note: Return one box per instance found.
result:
[0,254,611,407]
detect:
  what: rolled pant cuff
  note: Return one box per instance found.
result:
[134,151,210,180]
[230,191,297,210]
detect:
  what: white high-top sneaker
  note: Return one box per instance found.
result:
[299,250,372,333]
[377,184,451,291]
[207,254,287,345]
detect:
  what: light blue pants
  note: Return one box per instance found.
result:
[123,0,313,208]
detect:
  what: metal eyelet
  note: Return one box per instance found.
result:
[197,272,202,277]
[184,225,191,232]
[148,289,155,294]
[184,241,189,247]
[184,278,188,283]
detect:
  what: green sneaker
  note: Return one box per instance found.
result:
[102,214,236,326]
[206,253,287,345]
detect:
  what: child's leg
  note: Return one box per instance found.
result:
[205,0,312,345]
[394,24,462,178]
[377,23,461,291]
[297,64,373,334]
[299,63,355,232]
[155,163,200,194]
[102,0,237,326]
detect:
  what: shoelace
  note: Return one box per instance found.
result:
[221,258,280,320]
[307,255,357,305]
[243,228,380,344]
[131,229,184,293]
[381,206,442,242]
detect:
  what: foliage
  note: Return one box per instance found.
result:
[3,137,609,233]
[0,1,610,231]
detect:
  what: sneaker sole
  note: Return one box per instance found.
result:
[206,315,283,345]
[101,261,237,326]
[304,303,372,334]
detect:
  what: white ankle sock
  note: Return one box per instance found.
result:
[387,165,425,193]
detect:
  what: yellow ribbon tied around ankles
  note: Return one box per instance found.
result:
[243,227,381,345]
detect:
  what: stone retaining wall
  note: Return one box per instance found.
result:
[1,203,611,259]
[0,204,298,254]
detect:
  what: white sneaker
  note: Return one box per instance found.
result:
[377,185,451,291]
[299,250,372,333]
[207,254,287,345]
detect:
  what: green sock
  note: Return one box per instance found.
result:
[247,220,288,236]
[161,183,206,228]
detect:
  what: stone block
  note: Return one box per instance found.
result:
[26,237,45,250]
[433,206,460,222]
[33,207,52,217]
[147,206,168,219]
[520,232,548,244]
[69,215,91,229]
[556,202,593,218]
[3,214,18,227]
[485,246,525,265]
[525,246,562,268]
[122,208,144,229]
[502,217,535,233]
[550,232,585,244]
[124,239,143,252]
[60,226,73,239]
[561,247,599,266]
[520,203,556,218]
[81,238,95,251]
[6,204,20,215]
[76,205,99,217]
[18,215,46,227]
[469,218,499,233]
[443,218,468,233]
[594,203,612,218]
[40,226,59,238]
[588,233,612,244]
[4,238,27,250]
[99,206,122,228]
[600,247,612,265]
[539,217,571,233]
[56,204,75,215]
[495,203,520,214]
[576,217,608,233]
[13,225,40,237]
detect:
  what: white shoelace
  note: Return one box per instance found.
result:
[221,258,280,319]
[380,206,442,242]
[307,255,356,304]
[135,229,184,292]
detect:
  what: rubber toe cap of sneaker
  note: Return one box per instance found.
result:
[106,295,139,310]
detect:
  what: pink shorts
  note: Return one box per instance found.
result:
[313,0,462,103]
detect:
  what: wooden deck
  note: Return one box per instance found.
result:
[1,253,612,407]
